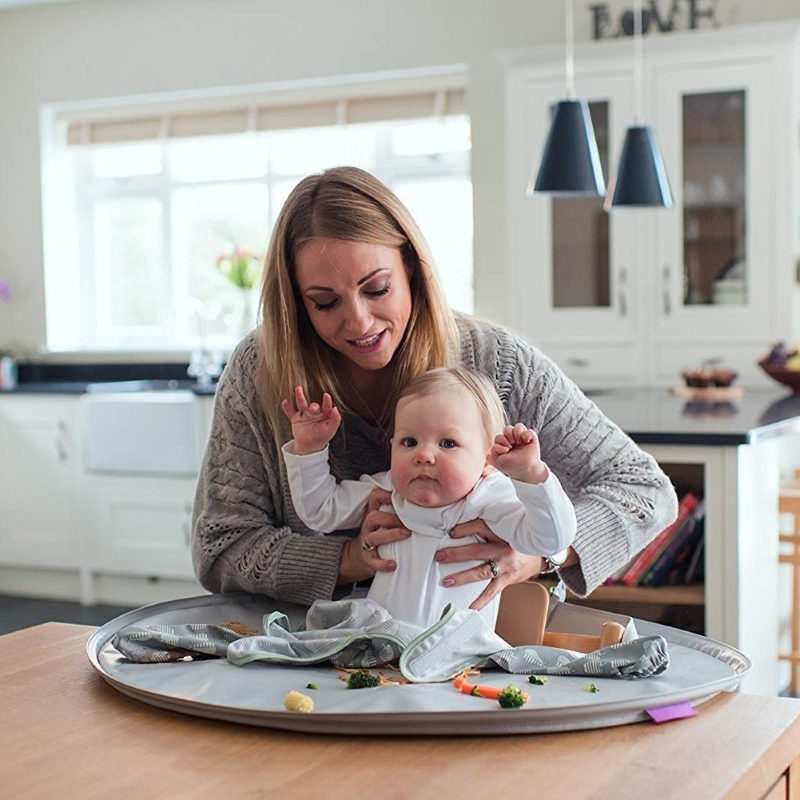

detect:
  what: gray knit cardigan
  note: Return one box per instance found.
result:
[192,314,678,603]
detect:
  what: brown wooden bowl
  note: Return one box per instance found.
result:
[758,359,800,393]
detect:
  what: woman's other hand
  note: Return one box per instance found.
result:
[437,519,543,611]
[337,487,411,584]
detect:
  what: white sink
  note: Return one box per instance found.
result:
[82,390,203,476]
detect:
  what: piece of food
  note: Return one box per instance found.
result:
[583,683,600,693]
[528,675,549,685]
[764,342,795,368]
[283,690,314,713]
[345,670,381,689]
[305,683,319,690]
[497,685,529,708]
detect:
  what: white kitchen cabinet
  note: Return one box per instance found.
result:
[0,395,81,568]
[504,21,800,388]
[85,475,197,580]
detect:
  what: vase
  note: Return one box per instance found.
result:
[231,288,257,339]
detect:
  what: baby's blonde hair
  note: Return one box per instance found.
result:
[395,366,507,447]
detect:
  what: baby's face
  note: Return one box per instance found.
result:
[390,386,491,508]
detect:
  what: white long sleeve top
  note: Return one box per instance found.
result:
[282,443,576,629]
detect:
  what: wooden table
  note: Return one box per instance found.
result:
[5,623,800,800]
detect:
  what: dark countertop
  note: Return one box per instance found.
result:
[588,387,800,446]
[4,379,217,396]
[0,362,219,396]
[3,362,800,445]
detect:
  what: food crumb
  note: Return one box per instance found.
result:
[284,690,314,713]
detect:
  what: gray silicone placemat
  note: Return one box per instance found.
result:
[86,593,751,735]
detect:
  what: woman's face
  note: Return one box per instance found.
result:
[294,237,413,372]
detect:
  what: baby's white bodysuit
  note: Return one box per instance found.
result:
[282,443,576,630]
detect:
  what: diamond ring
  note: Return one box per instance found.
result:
[361,540,376,552]
[486,559,500,578]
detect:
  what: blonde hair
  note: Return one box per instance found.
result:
[256,167,458,442]
[394,367,507,447]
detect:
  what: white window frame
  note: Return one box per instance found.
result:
[41,67,471,355]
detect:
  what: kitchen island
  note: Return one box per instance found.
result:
[587,387,800,697]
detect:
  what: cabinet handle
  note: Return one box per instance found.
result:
[618,267,628,317]
[662,265,672,315]
[55,422,67,463]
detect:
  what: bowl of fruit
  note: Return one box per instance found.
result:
[759,342,800,393]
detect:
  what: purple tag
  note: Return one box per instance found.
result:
[646,701,698,723]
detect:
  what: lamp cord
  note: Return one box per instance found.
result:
[565,0,576,100]
[633,0,643,123]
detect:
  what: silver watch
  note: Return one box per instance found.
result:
[540,548,569,575]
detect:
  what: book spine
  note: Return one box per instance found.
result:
[640,500,706,587]
[620,492,699,587]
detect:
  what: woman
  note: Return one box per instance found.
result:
[192,166,677,609]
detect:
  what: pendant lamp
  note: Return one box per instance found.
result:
[526,0,605,197]
[610,0,673,208]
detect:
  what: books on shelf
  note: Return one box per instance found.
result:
[619,491,700,587]
[639,498,706,587]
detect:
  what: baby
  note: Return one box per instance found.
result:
[281,366,576,629]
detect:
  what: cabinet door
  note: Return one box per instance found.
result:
[86,476,196,579]
[0,397,79,566]
[507,67,640,347]
[651,59,775,344]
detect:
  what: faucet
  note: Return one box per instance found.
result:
[188,345,223,386]
[186,298,223,386]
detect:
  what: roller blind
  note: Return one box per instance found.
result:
[62,75,467,146]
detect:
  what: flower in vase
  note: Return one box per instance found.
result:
[216,248,263,290]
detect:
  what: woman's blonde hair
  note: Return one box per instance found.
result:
[394,366,507,447]
[256,166,458,442]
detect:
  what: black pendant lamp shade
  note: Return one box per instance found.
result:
[611,125,673,207]
[534,99,605,196]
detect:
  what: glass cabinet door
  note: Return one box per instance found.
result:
[653,60,773,342]
[508,69,637,345]
[682,90,746,308]
[552,101,610,309]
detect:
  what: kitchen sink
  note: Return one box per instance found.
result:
[82,389,204,476]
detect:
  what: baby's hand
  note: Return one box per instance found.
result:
[491,423,549,484]
[281,386,342,455]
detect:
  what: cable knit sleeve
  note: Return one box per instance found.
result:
[456,315,678,596]
[191,333,349,606]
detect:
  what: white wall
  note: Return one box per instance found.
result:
[0,0,797,357]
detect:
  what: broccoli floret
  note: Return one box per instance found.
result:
[305,683,319,690]
[497,684,528,708]
[583,683,600,693]
[528,675,548,685]
[345,670,381,689]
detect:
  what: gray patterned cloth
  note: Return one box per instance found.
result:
[111,598,669,683]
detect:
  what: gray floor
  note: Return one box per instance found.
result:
[0,594,134,636]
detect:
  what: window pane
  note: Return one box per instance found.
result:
[170,134,269,182]
[92,143,162,178]
[172,184,269,337]
[391,116,471,156]
[269,125,375,173]
[93,199,164,335]
[394,178,473,313]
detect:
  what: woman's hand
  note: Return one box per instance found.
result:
[337,487,411,584]
[436,519,544,611]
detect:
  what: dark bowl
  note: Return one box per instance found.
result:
[758,359,800,393]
